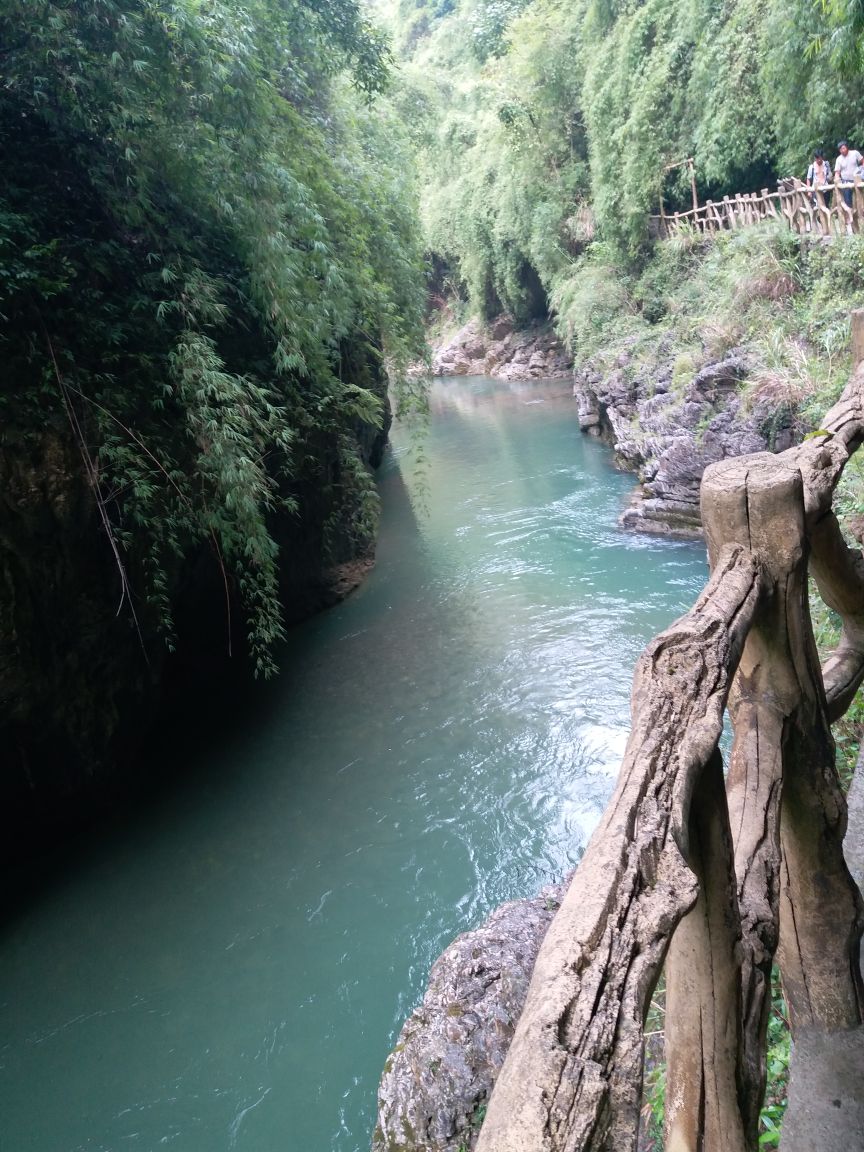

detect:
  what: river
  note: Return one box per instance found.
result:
[0,376,707,1151]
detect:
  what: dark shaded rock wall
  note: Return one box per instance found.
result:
[0,425,160,830]
[0,342,391,846]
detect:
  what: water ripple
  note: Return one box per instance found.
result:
[0,376,708,1152]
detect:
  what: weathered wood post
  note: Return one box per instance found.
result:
[798,184,815,233]
[814,185,832,236]
[852,308,864,369]
[710,199,726,231]
[779,187,795,231]
[775,667,864,1032]
[838,183,854,234]
[664,750,749,1152]
[854,174,864,232]
[797,185,811,232]
[775,417,864,1032]
[698,454,807,1139]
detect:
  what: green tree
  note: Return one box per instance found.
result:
[0,0,426,675]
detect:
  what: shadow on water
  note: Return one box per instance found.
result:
[0,378,709,1152]
[0,456,425,925]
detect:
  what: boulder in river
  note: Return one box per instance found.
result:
[372,878,569,1152]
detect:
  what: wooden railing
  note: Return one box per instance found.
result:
[652,178,864,237]
[475,321,864,1151]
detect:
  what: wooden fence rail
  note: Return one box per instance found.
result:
[651,178,864,238]
[475,325,864,1151]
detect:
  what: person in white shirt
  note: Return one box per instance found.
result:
[806,149,833,203]
[834,140,863,206]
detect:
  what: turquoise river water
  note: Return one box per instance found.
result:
[0,376,708,1152]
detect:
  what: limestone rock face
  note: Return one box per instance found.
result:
[573,348,800,535]
[432,317,571,381]
[372,879,568,1152]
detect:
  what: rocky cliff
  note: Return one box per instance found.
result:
[573,345,801,535]
[432,317,571,380]
[432,316,800,538]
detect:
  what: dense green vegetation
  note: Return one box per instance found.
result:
[559,224,864,425]
[376,0,864,320]
[1,0,426,676]
[9,0,864,695]
[3,2,862,1142]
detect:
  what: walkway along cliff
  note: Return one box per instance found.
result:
[381,315,864,1152]
[654,176,864,239]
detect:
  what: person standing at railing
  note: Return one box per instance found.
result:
[807,149,833,205]
[834,140,863,206]
[807,149,832,187]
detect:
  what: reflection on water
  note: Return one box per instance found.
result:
[0,376,708,1151]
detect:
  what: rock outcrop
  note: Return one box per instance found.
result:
[432,317,571,380]
[574,347,800,535]
[373,878,569,1152]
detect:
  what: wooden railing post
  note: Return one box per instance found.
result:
[838,184,854,234]
[814,185,832,236]
[665,750,748,1152]
[699,454,807,1139]
[799,186,815,233]
[852,308,864,368]
[776,690,864,1031]
[854,174,864,232]
[776,384,864,1031]
[779,187,795,231]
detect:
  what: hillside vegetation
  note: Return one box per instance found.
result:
[376,0,864,346]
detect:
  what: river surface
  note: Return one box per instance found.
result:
[0,377,707,1152]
